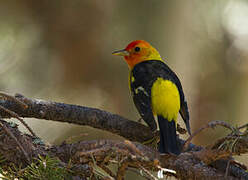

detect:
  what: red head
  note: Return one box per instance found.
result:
[112,40,162,69]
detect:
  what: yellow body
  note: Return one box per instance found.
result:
[151,78,180,122]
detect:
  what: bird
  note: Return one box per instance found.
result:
[112,40,190,155]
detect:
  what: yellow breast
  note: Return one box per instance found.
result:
[151,78,180,122]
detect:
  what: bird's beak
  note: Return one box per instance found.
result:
[112,49,129,56]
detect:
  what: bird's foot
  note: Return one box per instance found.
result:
[142,133,160,149]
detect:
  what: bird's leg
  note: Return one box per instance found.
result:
[137,118,160,148]
[142,131,160,149]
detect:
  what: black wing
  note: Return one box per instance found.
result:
[131,60,191,134]
[179,100,191,135]
[130,68,157,131]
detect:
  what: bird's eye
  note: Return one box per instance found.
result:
[134,47,140,52]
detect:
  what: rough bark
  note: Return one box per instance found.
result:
[0,93,247,179]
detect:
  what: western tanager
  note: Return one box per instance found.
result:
[112,40,190,155]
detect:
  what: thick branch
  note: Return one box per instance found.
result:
[0,94,153,142]
[0,93,247,179]
[0,120,239,180]
[53,140,241,180]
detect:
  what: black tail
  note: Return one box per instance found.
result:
[158,116,180,155]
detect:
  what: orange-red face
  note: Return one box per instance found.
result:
[112,40,161,69]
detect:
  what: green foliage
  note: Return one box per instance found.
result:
[0,155,73,180]
[23,155,72,180]
[0,162,23,180]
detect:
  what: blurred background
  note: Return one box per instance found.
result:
[0,0,247,173]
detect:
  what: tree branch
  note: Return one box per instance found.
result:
[0,93,247,179]
[0,120,240,179]
[0,93,153,142]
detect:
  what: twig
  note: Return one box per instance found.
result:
[225,156,232,178]
[183,121,235,150]
[0,92,28,109]
[97,164,116,178]
[0,121,30,163]
[124,140,144,156]
[90,154,115,180]
[0,105,36,137]
[139,165,158,180]
[238,123,248,130]
[116,158,129,180]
